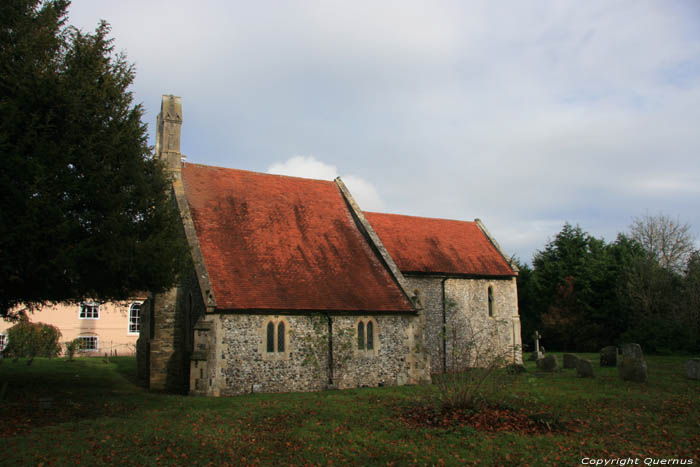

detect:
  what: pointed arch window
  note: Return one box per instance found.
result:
[265,318,287,354]
[356,318,378,354]
[266,321,275,352]
[366,321,374,350]
[488,286,494,317]
[277,322,285,352]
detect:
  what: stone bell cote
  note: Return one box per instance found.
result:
[155,94,183,173]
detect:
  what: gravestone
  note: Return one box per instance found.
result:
[619,357,648,383]
[685,359,700,380]
[576,358,594,378]
[529,330,544,361]
[563,354,578,369]
[621,343,643,360]
[536,354,559,372]
[600,346,617,367]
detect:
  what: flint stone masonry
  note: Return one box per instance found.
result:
[193,313,429,396]
[685,359,700,380]
[536,354,559,372]
[403,275,521,374]
[600,346,618,367]
[576,359,594,378]
[621,343,643,360]
[619,357,648,383]
[563,354,578,369]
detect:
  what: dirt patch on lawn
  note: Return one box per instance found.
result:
[400,405,576,435]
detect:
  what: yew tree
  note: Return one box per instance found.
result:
[0,0,185,317]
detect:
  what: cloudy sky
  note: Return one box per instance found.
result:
[68,0,700,262]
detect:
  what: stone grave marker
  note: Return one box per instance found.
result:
[528,330,544,361]
[600,346,617,367]
[536,354,558,372]
[619,357,648,383]
[576,359,594,378]
[621,343,643,360]
[684,359,700,380]
[563,354,578,369]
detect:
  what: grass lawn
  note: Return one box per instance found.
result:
[0,353,698,466]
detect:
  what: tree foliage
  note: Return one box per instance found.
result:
[3,319,62,358]
[0,1,186,316]
[518,219,699,353]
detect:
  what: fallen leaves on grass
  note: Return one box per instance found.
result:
[400,405,578,435]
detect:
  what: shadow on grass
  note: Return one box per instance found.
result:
[110,356,143,388]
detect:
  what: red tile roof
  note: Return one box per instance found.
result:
[364,212,516,277]
[181,164,413,311]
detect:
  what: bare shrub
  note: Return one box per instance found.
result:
[432,300,520,410]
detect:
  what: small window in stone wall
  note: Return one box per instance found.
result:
[265,319,286,353]
[488,286,494,317]
[266,321,275,352]
[277,322,285,352]
[357,318,377,352]
[366,321,374,350]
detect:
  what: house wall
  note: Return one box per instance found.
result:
[404,275,522,374]
[0,300,145,356]
[189,312,430,396]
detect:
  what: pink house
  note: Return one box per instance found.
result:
[0,298,146,356]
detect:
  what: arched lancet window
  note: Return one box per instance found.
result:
[488,286,494,317]
[357,321,365,349]
[266,321,275,352]
[277,321,285,352]
[366,321,374,350]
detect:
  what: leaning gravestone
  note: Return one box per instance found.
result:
[563,354,578,369]
[536,354,559,372]
[621,343,643,360]
[685,359,700,380]
[576,358,594,378]
[619,357,648,383]
[600,346,618,367]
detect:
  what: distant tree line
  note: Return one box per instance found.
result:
[516,213,699,354]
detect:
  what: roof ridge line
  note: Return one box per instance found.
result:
[474,219,519,274]
[334,177,419,311]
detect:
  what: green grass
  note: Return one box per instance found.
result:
[0,354,698,466]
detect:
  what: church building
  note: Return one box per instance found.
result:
[137,95,522,396]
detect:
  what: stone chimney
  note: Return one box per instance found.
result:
[155,95,183,173]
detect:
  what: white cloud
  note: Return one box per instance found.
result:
[267,156,385,211]
[267,156,338,181]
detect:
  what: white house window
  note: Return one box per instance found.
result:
[128,302,142,334]
[0,334,6,351]
[79,302,100,319]
[78,336,98,351]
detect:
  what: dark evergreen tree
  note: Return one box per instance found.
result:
[0,1,186,317]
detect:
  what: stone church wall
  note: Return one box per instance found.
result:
[138,259,206,393]
[189,312,429,396]
[404,275,522,374]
